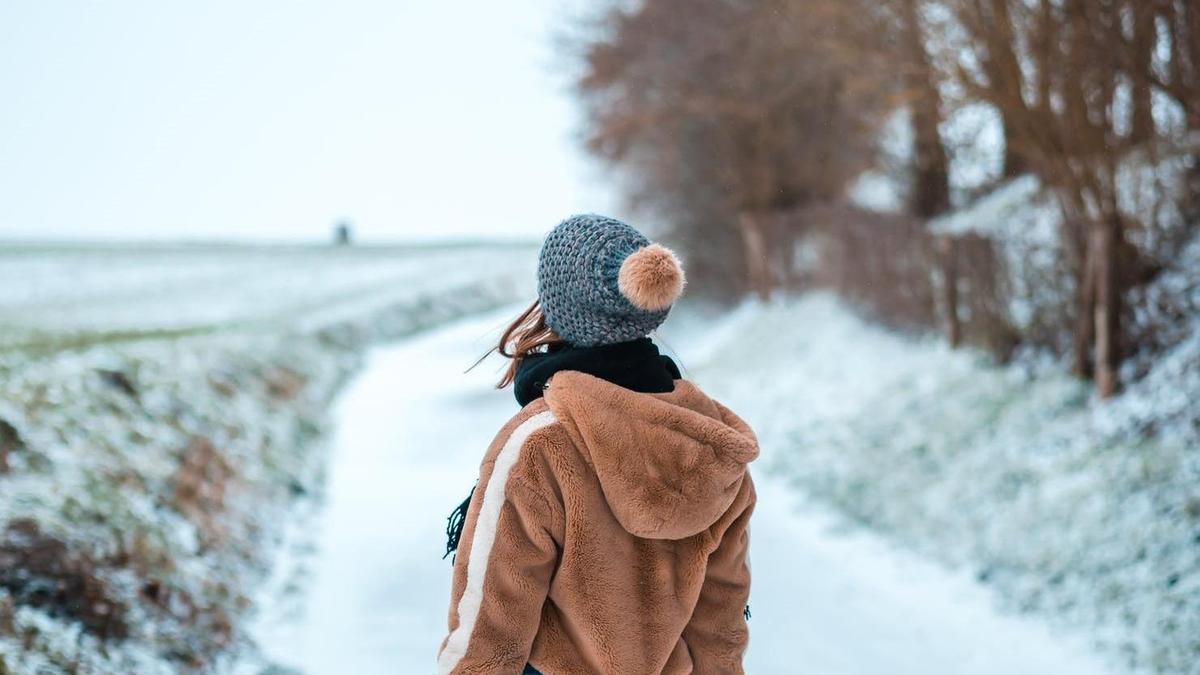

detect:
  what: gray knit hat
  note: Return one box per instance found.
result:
[537,214,685,347]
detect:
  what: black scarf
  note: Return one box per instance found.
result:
[513,338,681,406]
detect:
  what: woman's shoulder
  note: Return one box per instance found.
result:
[479,399,566,469]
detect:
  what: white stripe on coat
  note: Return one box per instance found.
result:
[438,410,557,674]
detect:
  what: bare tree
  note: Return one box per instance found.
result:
[942,0,1189,395]
[571,0,1198,393]
[897,0,953,218]
[576,0,895,298]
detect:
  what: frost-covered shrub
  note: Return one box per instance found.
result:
[693,293,1200,674]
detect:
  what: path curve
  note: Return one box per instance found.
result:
[254,306,1114,675]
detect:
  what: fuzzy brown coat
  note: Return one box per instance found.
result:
[438,371,757,674]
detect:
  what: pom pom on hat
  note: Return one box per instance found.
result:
[618,244,686,311]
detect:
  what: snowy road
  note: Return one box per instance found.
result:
[254,306,1115,674]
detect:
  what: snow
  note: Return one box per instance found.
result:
[664,293,1196,674]
[3,241,1190,673]
[742,486,1107,675]
[250,304,1117,674]
[846,170,906,214]
[250,307,523,673]
[941,103,1006,199]
[0,244,535,674]
[928,175,1055,240]
[0,243,534,350]
[846,107,911,214]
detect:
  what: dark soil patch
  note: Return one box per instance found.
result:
[0,519,127,641]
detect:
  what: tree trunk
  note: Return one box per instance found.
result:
[938,235,962,347]
[1093,216,1122,397]
[983,0,1035,178]
[775,222,799,290]
[1001,114,1028,177]
[1186,0,1200,122]
[1072,227,1096,379]
[901,0,951,218]
[737,212,773,301]
[1128,0,1156,144]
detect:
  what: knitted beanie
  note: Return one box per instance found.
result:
[537,214,685,347]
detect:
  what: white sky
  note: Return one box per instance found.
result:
[0,1,618,242]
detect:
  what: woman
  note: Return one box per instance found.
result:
[438,215,757,674]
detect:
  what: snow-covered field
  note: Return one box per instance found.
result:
[0,243,536,673]
[248,305,1114,675]
[1,243,1193,674]
[0,242,534,352]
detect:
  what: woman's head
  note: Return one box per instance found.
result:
[536,215,684,346]
[494,214,685,387]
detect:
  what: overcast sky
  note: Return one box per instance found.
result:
[0,1,618,242]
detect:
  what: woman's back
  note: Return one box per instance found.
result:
[438,371,756,674]
[438,214,756,674]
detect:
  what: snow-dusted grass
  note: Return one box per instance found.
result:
[674,293,1197,674]
[0,243,535,673]
[0,333,352,673]
[0,242,533,353]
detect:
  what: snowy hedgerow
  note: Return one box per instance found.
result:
[0,245,533,674]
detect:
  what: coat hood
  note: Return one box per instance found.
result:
[543,371,758,540]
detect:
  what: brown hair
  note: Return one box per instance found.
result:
[490,300,564,388]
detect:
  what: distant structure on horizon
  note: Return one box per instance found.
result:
[333,220,353,246]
